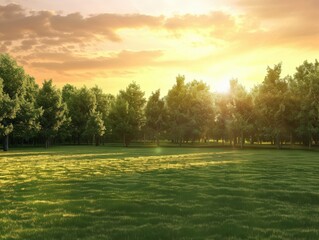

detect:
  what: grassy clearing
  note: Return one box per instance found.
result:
[1,146,319,239]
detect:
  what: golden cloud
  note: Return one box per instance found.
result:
[0,4,164,44]
[30,50,163,71]
[1,2,319,89]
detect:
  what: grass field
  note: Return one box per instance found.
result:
[1,146,319,239]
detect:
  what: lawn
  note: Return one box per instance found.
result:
[1,146,319,239]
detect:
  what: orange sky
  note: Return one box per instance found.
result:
[1,0,319,95]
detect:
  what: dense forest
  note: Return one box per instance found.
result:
[1,54,319,151]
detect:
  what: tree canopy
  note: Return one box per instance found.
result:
[1,53,319,150]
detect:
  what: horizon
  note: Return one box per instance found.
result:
[1,0,319,95]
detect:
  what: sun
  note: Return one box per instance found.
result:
[213,80,230,93]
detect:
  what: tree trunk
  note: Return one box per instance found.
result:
[233,137,237,147]
[156,134,160,147]
[290,132,294,149]
[3,135,9,151]
[276,134,281,149]
[240,131,244,149]
[309,135,312,149]
[95,135,100,146]
[45,137,49,148]
[77,134,80,145]
[123,134,129,147]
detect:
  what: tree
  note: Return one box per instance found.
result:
[213,93,229,144]
[37,80,68,148]
[109,82,146,146]
[293,60,319,148]
[62,85,109,145]
[0,54,26,151]
[185,80,214,143]
[12,76,43,144]
[60,84,77,142]
[90,86,114,144]
[249,86,264,145]
[145,90,167,146]
[65,86,96,144]
[166,75,189,145]
[62,84,77,103]
[0,78,16,150]
[254,64,288,149]
[227,79,254,148]
[166,76,214,145]
[85,111,106,146]
[282,76,300,147]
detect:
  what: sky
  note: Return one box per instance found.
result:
[1,0,319,96]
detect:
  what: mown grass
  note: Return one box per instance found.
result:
[1,146,319,239]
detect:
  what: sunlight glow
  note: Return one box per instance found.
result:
[214,80,230,93]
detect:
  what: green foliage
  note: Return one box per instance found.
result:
[109,82,146,146]
[166,75,190,144]
[1,54,319,149]
[64,86,97,143]
[145,89,167,145]
[254,63,289,148]
[186,80,214,141]
[37,80,68,147]
[84,111,106,145]
[0,78,16,136]
[293,60,319,147]
[61,85,111,145]
[212,93,229,143]
[227,79,254,147]
[90,86,113,142]
[0,54,41,150]
[0,54,25,99]
[0,54,26,137]
[166,76,214,144]
[90,86,113,120]
[12,76,43,140]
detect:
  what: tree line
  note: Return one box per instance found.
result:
[1,54,319,151]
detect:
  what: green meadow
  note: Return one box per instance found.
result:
[1,146,319,239]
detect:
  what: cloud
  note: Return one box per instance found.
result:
[233,0,319,46]
[0,3,163,45]
[0,3,24,19]
[0,4,236,44]
[1,2,319,91]
[30,50,163,71]
[236,0,319,19]
[16,38,38,51]
[0,3,246,74]
[165,12,235,30]
[3,2,318,52]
